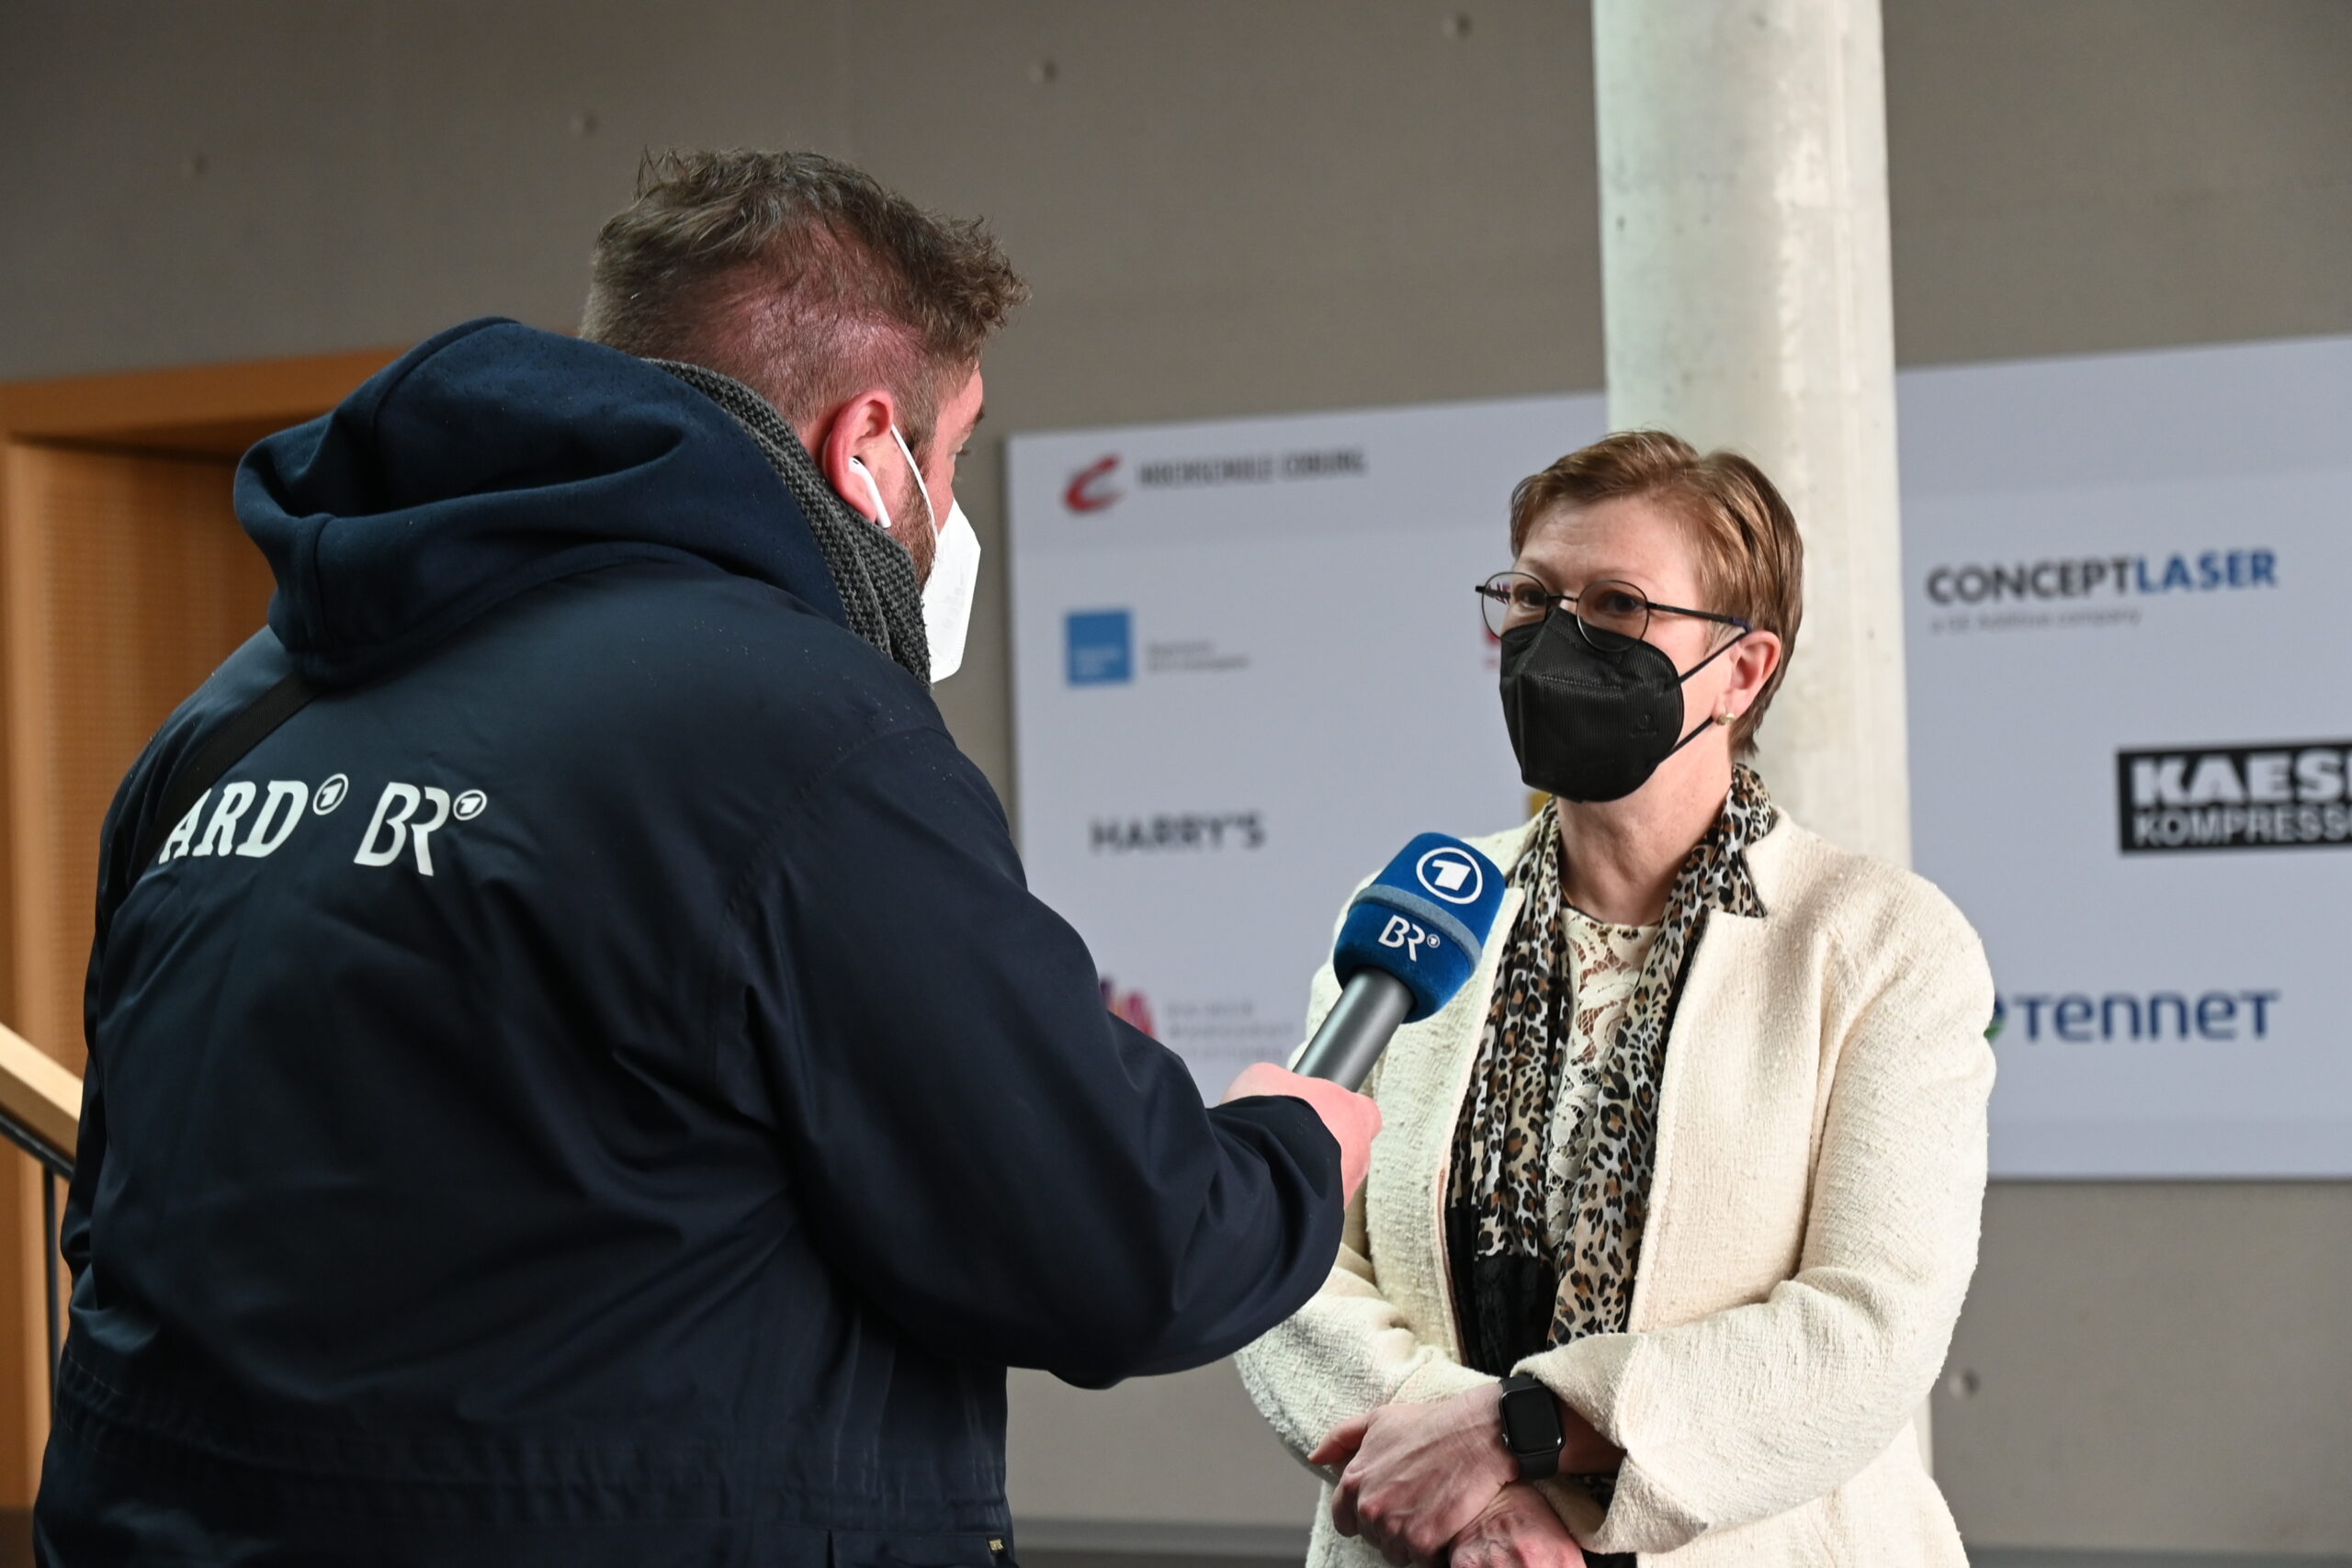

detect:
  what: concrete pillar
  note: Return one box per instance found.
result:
[1591,0,1910,869]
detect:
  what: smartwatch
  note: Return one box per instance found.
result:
[1496,1374,1566,1481]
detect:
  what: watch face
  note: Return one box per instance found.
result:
[1500,1384,1562,1452]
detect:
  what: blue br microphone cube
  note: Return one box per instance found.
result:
[1331,833,1507,1023]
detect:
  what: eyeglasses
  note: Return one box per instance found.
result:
[1476,571,1752,650]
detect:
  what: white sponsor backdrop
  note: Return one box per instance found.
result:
[1007,334,2352,1179]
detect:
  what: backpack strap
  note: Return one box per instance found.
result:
[131,671,324,873]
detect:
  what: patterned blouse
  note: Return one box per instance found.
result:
[1445,765,1778,1378]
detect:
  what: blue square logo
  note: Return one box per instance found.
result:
[1066,609,1134,685]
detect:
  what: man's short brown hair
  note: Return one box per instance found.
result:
[581,149,1027,453]
[1508,430,1804,756]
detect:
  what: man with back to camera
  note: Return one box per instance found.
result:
[34,150,1380,1567]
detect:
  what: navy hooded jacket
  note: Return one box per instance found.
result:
[35,320,1342,1568]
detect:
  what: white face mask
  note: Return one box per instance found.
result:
[849,425,982,682]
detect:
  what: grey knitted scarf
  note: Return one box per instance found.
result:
[651,360,931,682]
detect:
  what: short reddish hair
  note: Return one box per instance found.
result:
[581,149,1027,454]
[1508,430,1803,755]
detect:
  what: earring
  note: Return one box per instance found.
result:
[1714,709,1736,727]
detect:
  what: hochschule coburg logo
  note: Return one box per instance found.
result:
[1060,444,1369,517]
[1064,456,1122,513]
[2118,738,2352,852]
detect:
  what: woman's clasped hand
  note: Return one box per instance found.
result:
[1445,1489,1590,1568]
[1308,1386,1589,1567]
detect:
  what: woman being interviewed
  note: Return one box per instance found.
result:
[1238,432,1994,1567]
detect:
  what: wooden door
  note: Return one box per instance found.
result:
[0,350,392,1502]
[3,445,274,1066]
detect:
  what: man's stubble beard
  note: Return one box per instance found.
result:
[882,467,937,586]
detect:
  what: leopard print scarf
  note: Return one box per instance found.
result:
[1447,764,1777,1366]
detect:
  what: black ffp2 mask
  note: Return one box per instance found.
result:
[1498,613,1747,803]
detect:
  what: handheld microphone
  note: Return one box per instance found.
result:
[1293,833,1507,1089]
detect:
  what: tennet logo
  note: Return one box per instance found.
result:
[1065,609,1133,686]
[1994,988,2279,1043]
[2118,739,2352,852]
[1923,547,2277,604]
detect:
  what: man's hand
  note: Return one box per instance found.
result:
[1448,1486,1588,1568]
[1220,1063,1381,1201]
[1307,1385,1514,1566]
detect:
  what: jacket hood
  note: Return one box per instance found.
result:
[236,318,850,685]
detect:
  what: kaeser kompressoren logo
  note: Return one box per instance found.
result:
[2118,738,2352,852]
[1064,455,1122,513]
[1416,846,1486,905]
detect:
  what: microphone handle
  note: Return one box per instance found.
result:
[1293,970,1415,1089]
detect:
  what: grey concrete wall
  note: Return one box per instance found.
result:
[5,0,2346,1551]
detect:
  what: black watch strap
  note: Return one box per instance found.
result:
[1497,1374,1566,1482]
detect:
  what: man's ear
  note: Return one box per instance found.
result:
[817,389,899,522]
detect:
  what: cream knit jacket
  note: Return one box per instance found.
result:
[1236,813,1996,1565]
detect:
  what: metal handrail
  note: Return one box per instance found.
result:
[0,1022,81,1395]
